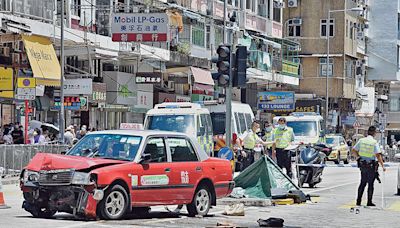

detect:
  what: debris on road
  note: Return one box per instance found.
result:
[257,217,284,227]
[223,203,245,216]
[206,221,247,228]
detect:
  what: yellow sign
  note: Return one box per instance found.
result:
[0,67,14,98]
[22,34,61,86]
[17,77,36,88]
[282,60,299,76]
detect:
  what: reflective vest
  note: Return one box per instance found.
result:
[263,131,273,149]
[358,137,377,159]
[273,127,294,149]
[243,131,258,150]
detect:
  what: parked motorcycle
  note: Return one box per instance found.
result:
[297,144,331,188]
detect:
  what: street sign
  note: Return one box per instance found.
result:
[379,113,387,126]
[16,88,36,100]
[17,77,36,88]
[353,120,361,128]
[111,13,168,42]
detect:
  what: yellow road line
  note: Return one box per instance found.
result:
[387,201,400,212]
[339,200,356,209]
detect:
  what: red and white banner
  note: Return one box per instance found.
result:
[111,13,168,42]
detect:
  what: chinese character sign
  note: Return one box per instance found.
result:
[257,91,295,111]
[111,13,168,42]
[135,72,162,84]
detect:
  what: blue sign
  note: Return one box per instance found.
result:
[257,91,295,111]
[218,147,233,160]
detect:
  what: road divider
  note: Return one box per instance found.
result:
[296,163,392,168]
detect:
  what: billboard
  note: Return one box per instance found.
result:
[111,13,168,42]
[258,91,295,111]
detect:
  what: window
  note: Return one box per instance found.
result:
[200,114,212,134]
[288,19,301,37]
[273,2,281,22]
[67,134,142,161]
[144,138,167,163]
[146,115,195,136]
[320,19,335,37]
[345,60,354,78]
[245,113,253,130]
[238,113,247,134]
[398,13,400,39]
[350,22,354,40]
[179,24,191,43]
[206,25,211,49]
[319,58,333,77]
[215,26,224,46]
[168,138,198,162]
[210,112,226,135]
[192,21,205,47]
[346,19,348,37]
[397,45,400,71]
[234,112,241,133]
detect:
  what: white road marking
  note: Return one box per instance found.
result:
[305,181,359,194]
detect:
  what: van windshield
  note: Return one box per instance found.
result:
[210,113,226,135]
[286,121,318,137]
[146,115,196,135]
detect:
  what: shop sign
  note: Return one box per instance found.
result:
[90,83,107,103]
[0,67,14,98]
[191,94,213,102]
[258,91,295,111]
[111,13,168,42]
[64,79,93,95]
[176,95,191,102]
[282,60,299,76]
[135,72,162,84]
[136,91,153,109]
[52,96,89,111]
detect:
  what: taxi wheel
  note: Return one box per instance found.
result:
[98,184,129,220]
[187,185,211,217]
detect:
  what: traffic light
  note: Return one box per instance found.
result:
[212,45,231,87]
[233,45,248,88]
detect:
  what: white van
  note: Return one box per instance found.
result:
[203,102,255,153]
[273,112,324,145]
[144,102,214,155]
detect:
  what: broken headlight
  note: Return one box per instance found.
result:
[71,172,91,185]
[23,170,39,182]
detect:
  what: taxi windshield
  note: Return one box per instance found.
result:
[67,134,142,161]
[146,115,196,136]
[326,137,340,146]
[286,121,317,137]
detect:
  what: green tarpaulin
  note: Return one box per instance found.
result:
[234,155,300,199]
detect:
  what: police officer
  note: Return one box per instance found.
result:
[272,117,295,178]
[240,121,273,171]
[352,126,386,206]
[263,122,274,158]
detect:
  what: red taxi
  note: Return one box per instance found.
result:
[20,130,234,220]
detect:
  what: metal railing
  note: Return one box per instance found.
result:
[0,144,69,176]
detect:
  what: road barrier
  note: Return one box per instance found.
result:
[0,144,69,175]
[296,163,392,168]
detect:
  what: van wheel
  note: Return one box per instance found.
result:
[187,185,211,217]
[98,185,129,220]
[334,152,340,164]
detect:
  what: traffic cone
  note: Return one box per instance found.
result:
[0,175,11,209]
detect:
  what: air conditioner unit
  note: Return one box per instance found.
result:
[12,53,20,64]
[292,58,301,64]
[273,1,285,8]
[357,32,364,40]
[167,81,175,90]
[292,18,302,25]
[287,0,298,8]
[355,60,362,67]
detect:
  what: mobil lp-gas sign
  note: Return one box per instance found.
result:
[111,13,168,42]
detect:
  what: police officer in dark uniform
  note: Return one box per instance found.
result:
[352,126,386,206]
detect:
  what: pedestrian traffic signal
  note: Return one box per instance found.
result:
[233,45,248,88]
[212,45,231,87]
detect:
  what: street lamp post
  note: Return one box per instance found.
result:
[325,7,363,131]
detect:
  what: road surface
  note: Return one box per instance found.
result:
[1,163,400,227]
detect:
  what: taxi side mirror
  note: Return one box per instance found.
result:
[139,153,151,164]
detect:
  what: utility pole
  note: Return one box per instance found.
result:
[223,0,232,149]
[59,0,65,143]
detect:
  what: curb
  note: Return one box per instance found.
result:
[1,178,19,186]
[218,198,273,207]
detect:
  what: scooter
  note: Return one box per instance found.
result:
[297,144,331,188]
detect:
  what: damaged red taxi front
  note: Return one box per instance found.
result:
[20,130,234,220]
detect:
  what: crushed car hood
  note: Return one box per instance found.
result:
[25,153,126,172]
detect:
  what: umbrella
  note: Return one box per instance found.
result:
[41,123,60,134]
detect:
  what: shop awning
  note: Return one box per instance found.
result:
[22,34,61,86]
[190,67,214,86]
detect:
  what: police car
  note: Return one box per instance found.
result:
[20,130,234,220]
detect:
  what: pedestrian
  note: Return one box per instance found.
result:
[2,127,13,144]
[64,126,75,146]
[11,125,24,144]
[352,126,386,206]
[240,121,273,171]
[262,121,274,158]
[272,117,295,178]
[76,125,87,139]
[30,128,46,145]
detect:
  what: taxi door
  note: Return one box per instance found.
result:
[165,137,203,203]
[131,136,175,206]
